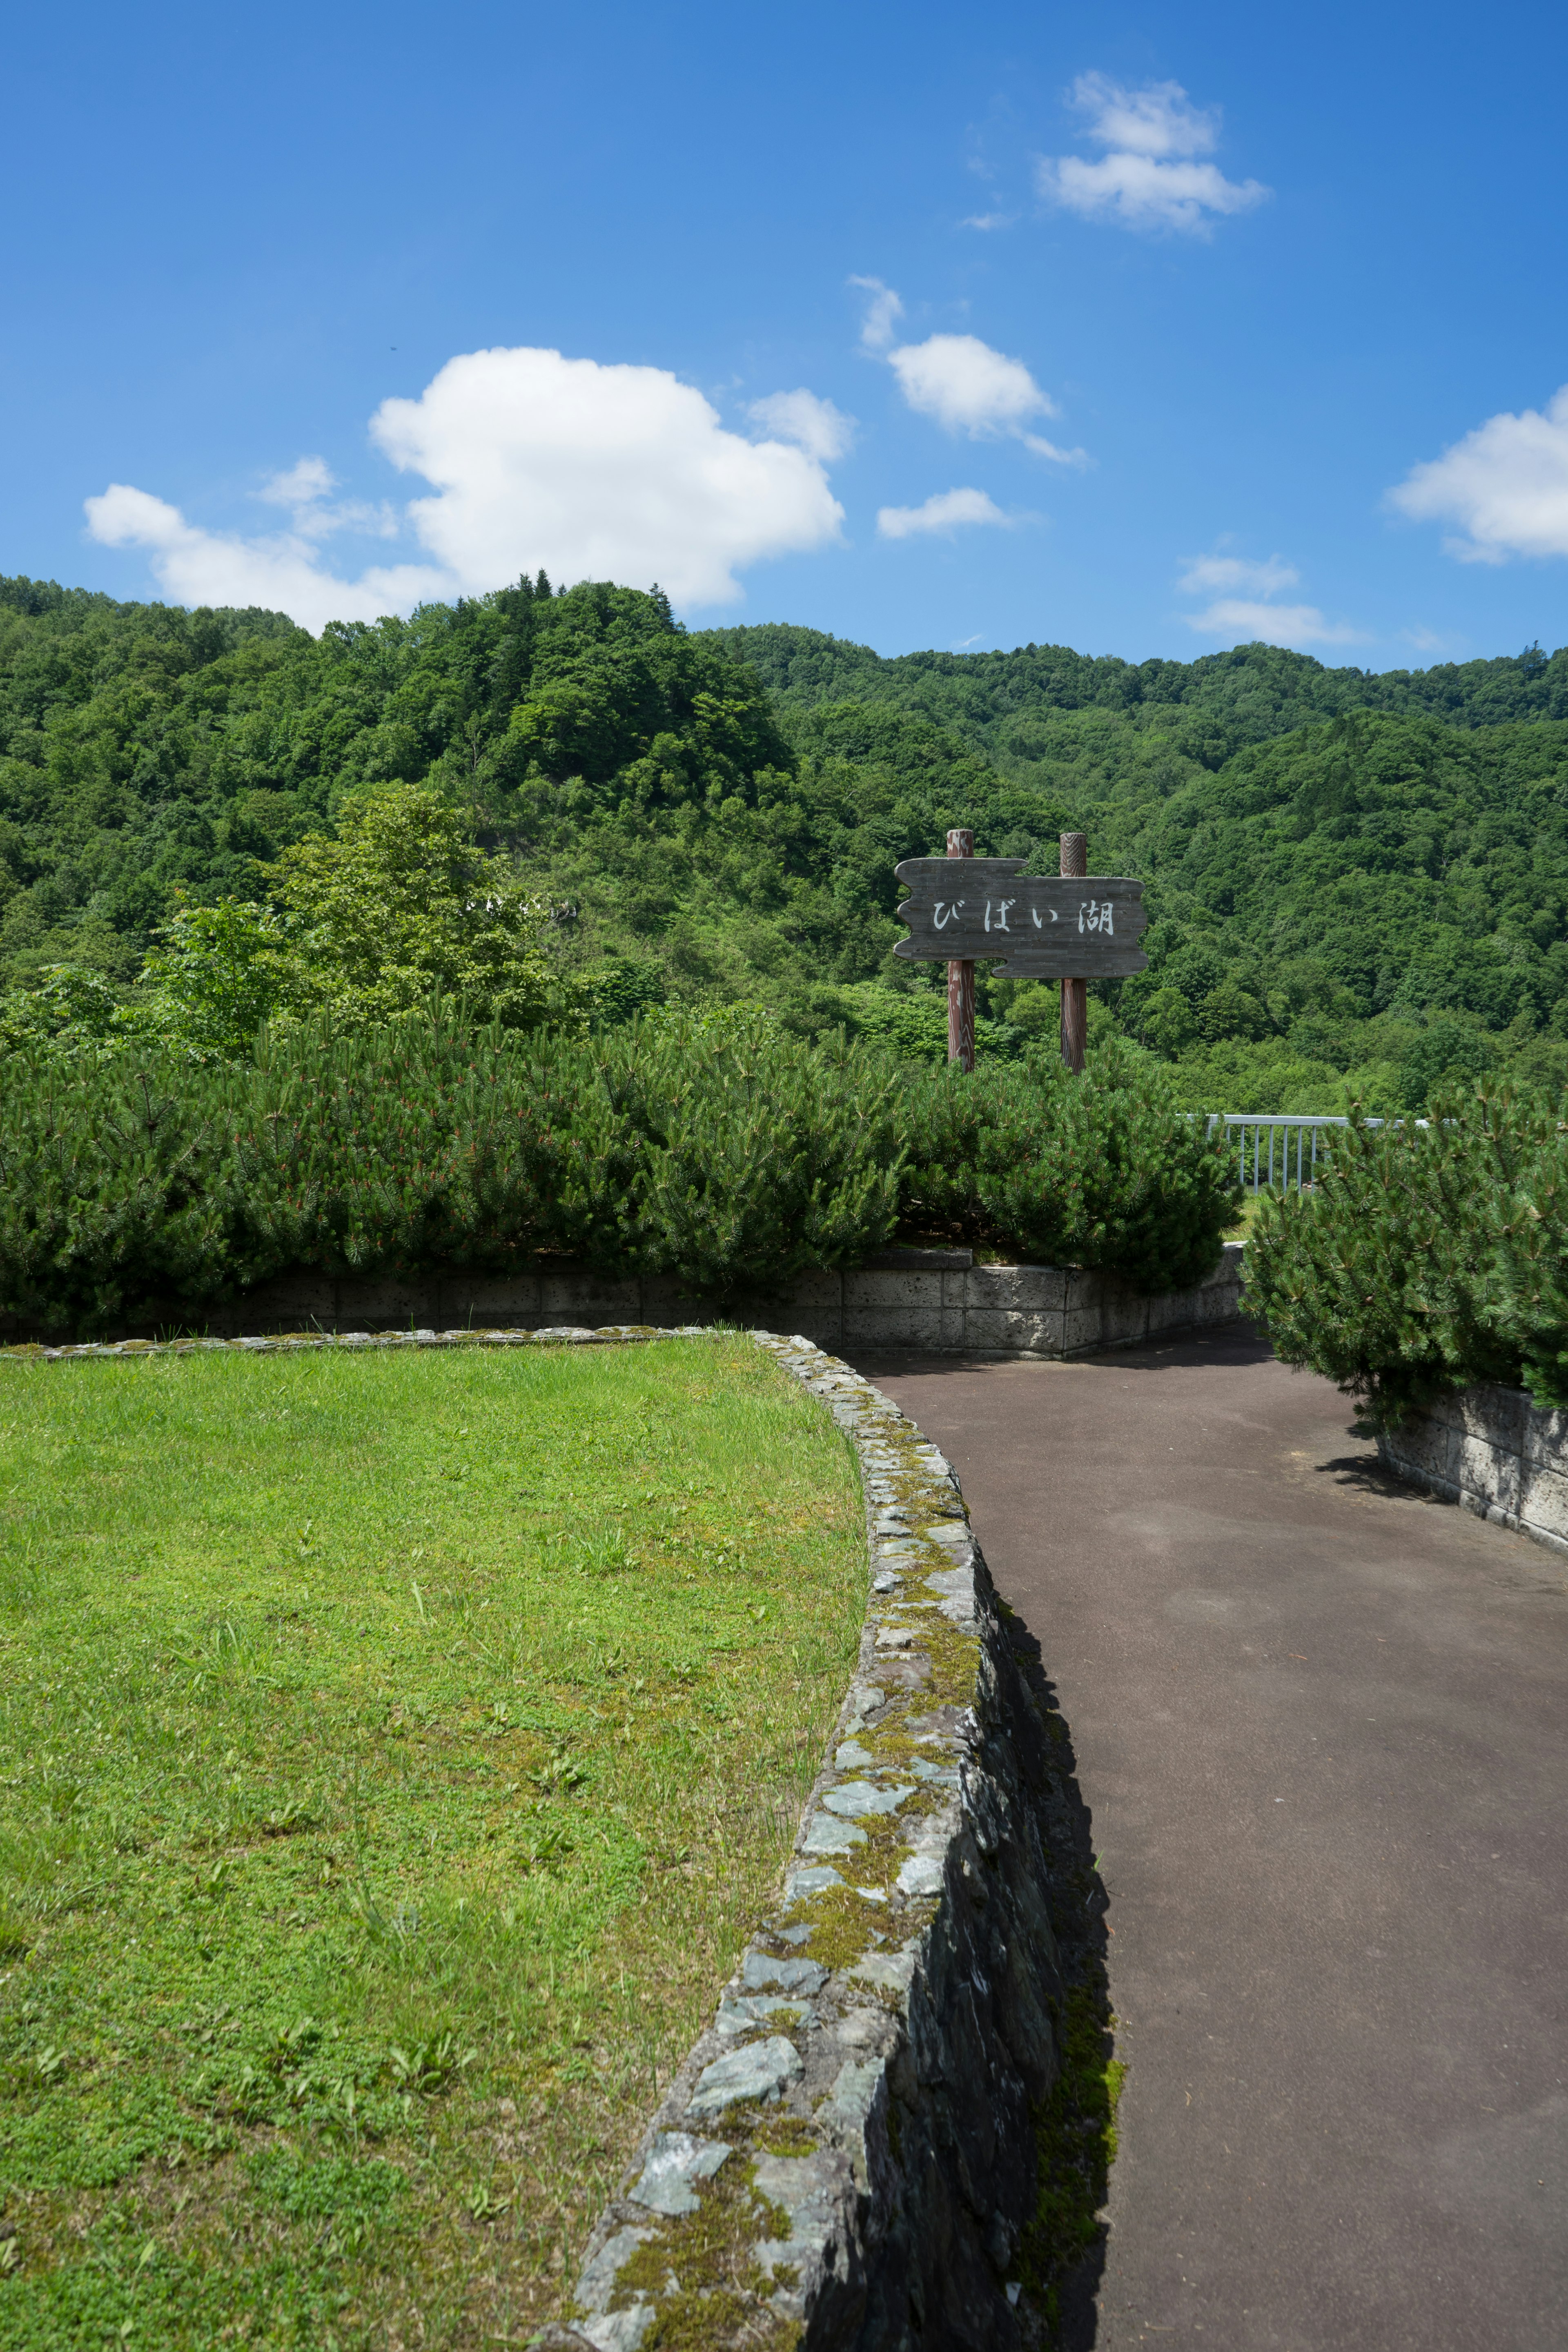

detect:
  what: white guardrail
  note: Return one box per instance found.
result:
[1206,1112,1348,1194]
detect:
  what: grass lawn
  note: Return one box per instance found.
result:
[0,1336,865,2350]
[1223,1191,1270,1239]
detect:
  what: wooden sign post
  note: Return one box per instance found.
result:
[1059,830,1088,1074]
[893,829,1148,1073]
[946,826,976,1072]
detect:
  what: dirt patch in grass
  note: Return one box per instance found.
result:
[0,1335,865,2348]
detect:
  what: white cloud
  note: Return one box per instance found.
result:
[1069,72,1220,158]
[887,334,1053,437]
[83,484,447,634]
[254,454,400,542]
[1177,551,1299,597]
[370,347,844,608]
[1179,597,1365,647]
[257,456,336,509]
[1038,73,1270,236]
[850,275,904,352]
[961,212,1017,232]
[746,388,855,463]
[877,488,1012,540]
[866,305,1088,465]
[86,344,849,630]
[1386,385,1568,562]
[1174,545,1364,646]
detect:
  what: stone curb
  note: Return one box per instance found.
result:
[548,1333,1065,2352]
[0,1323,714,1365]
[8,1319,1067,2345]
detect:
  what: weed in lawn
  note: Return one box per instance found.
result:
[0,1335,864,2347]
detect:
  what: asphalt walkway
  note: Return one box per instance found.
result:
[854,1323,1568,2352]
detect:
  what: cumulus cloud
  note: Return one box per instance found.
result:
[1174,544,1363,646]
[1386,385,1568,562]
[1038,73,1270,236]
[850,275,905,352]
[889,335,1087,463]
[256,455,336,510]
[372,347,845,608]
[86,344,849,629]
[877,488,1012,540]
[887,334,1048,437]
[855,282,1087,465]
[83,484,448,635]
[746,388,854,463]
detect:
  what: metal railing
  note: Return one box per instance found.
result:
[1205,1113,1348,1194]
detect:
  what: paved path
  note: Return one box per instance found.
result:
[854,1324,1568,2352]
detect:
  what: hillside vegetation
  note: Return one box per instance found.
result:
[3,571,1567,1111]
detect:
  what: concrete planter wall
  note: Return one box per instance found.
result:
[1379,1383,1568,1559]
[130,1239,1244,1360]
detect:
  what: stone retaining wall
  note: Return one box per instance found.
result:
[1379,1383,1568,1559]
[551,1334,1068,2352]
[62,1240,1243,1359]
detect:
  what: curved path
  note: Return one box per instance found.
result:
[853,1323,1568,2352]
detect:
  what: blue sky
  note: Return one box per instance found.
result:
[8,0,1568,664]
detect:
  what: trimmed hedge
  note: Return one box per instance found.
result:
[902,1044,1239,1294]
[0,1014,1238,1336]
[1246,1089,1568,1425]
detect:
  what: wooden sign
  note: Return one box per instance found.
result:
[893,858,1149,979]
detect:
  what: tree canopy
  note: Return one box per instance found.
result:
[2,568,1567,1110]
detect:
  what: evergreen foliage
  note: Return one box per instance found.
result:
[0,1009,908,1333]
[0,1011,1236,1335]
[1245,1089,1568,1421]
[902,1045,1240,1292]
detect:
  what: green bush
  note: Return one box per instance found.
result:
[599,1011,903,1295]
[0,1007,904,1332]
[0,1056,232,1332]
[0,1011,1236,1336]
[901,1042,1240,1294]
[1245,1089,1568,1424]
[218,1018,637,1286]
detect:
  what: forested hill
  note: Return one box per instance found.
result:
[693,622,1568,751]
[3,568,1568,1115]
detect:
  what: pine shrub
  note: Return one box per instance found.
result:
[901,1043,1239,1294]
[0,1009,904,1330]
[1245,1088,1568,1424]
[0,1014,1237,1335]
[596,1011,904,1296]
[0,1056,229,1331]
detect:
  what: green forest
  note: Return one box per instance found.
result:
[4,567,1568,1112]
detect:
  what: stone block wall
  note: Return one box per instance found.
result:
[1378,1383,1568,1559]
[92,1241,1245,1360]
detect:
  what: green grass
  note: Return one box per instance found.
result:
[1223,1190,1271,1238]
[0,1336,866,2349]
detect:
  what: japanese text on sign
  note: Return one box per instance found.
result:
[930,897,1115,936]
